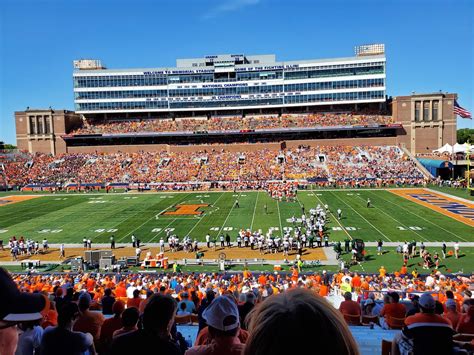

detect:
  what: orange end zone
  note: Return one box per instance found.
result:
[0,195,42,206]
[163,204,209,215]
[388,189,474,227]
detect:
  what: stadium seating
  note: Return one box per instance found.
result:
[3,145,425,188]
[70,112,395,135]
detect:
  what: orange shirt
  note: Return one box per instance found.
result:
[380,303,406,326]
[319,284,329,297]
[127,297,142,309]
[339,300,361,316]
[352,276,361,288]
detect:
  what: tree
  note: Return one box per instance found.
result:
[0,142,16,150]
[457,129,474,144]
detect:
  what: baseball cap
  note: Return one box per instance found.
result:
[202,296,239,332]
[0,267,46,322]
[419,293,435,310]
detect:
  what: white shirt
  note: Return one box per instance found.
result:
[15,326,43,355]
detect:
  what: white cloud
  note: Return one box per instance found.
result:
[202,0,261,20]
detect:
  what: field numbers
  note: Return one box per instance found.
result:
[196,195,210,198]
[88,200,106,204]
[331,226,357,231]
[0,229,8,234]
[159,196,174,199]
[94,229,118,233]
[209,227,234,231]
[397,226,423,231]
[124,197,138,200]
[151,228,162,233]
[37,229,63,234]
[54,198,68,201]
[164,228,175,232]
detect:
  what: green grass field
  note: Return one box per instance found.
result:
[0,189,472,244]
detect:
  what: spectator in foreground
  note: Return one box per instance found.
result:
[73,292,105,343]
[244,288,359,355]
[238,292,256,330]
[444,299,460,330]
[126,289,142,309]
[186,296,245,355]
[99,300,125,353]
[0,267,47,355]
[101,288,116,315]
[379,292,406,329]
[14,316,44,355]
[110,294,180,355]
[40,302,95,355]
[112,307,139,339]
[456,303,474,335]
[391,293,453,355]
[339,291,361,319]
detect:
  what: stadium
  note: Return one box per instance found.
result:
[0,43,473,355]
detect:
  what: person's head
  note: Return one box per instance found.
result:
[112,300,125,317]
[58,303,80,327]
[78,292,91,312]
[159,286,166,293]
[419,294,435,314]
[104,288,112,297]
[246,292,256,305]
[388,292,400,304]
[179,302,187,312]
[121,307,139,328]
[344,292,353,301]
[133,289,140,298]
[410,295,420,307]
[446,290,454,300]
[142,294,177,335]
[244,289,359,355]
[203,296,240,339]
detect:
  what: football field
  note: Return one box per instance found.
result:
[0,189,472,245]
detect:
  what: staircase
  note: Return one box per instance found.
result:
[400,146,434,179]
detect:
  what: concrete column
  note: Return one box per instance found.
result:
[42,116,46,136]
[429,100,433,121]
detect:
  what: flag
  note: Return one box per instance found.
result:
[454,100,472,119]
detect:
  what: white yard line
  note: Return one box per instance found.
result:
[329,191,392,242]
[250,191,259,230]
[276,199,283,236]
[117,193,192,242]
[216,192,239,237]
[354,193,429,242]
[372,191,468,242]
[186,192,226,237]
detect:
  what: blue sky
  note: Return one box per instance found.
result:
[0,0,472,144]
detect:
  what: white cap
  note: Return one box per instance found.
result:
[203,296,240,331]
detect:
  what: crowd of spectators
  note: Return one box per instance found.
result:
[0,265,473,354]
[3,145,425,188]
[70,113,395,135]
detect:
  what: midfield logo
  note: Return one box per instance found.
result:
[163,204,209,215]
